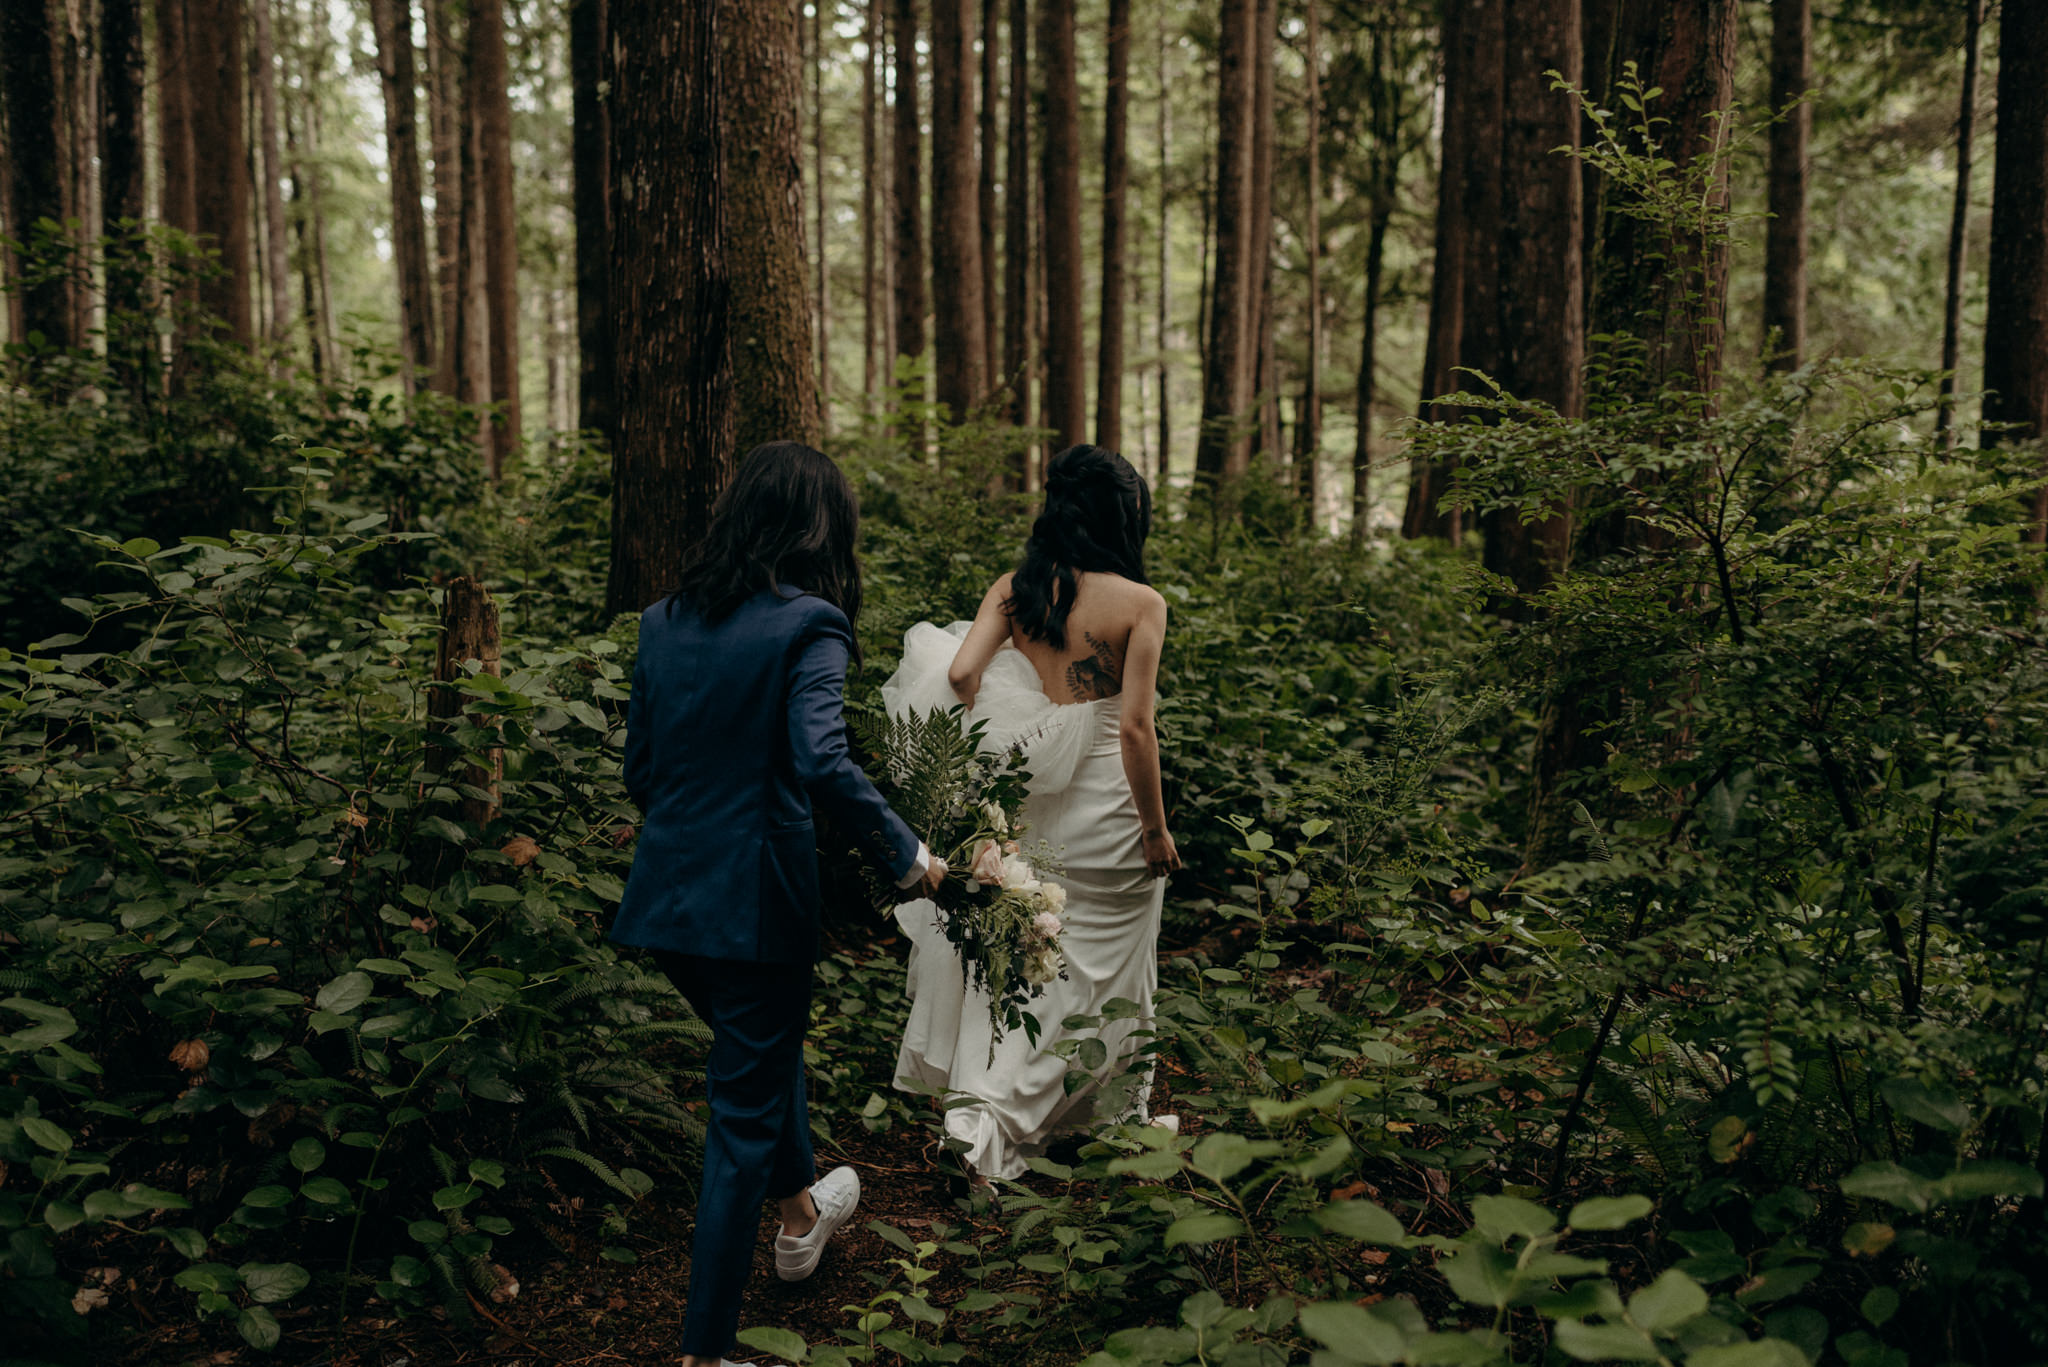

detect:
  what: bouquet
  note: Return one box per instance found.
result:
[855,704,1069,1051]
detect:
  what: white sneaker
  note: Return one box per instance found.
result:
[774,1165,861,1282]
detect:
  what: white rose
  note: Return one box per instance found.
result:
[1022,946,1061,985]
[1040,880,1067,911]
[981,801,1010,835]
[1000,853,1034,890]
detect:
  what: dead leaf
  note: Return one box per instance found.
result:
[1330,1181,1369,1202]
[168,1039,210,1073]
[410,915,436,934]
[500,836,540,867]
[71,1287,109,1315]
[487,1263,520,1303]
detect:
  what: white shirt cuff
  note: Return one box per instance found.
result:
[895,841,933,889]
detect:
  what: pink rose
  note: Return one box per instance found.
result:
[1033,910,1063,941]
[970,839,1006,886]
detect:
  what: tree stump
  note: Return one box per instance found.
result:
[429,576,503,829]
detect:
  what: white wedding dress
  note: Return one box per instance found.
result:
[883,622,1166,1181]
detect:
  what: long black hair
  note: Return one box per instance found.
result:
[1006,444,1152,650]
[671,441,864,638]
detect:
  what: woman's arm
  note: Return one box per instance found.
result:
[1117,590,1181,879]
[946,573,1015,709]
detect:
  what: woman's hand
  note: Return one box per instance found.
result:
[918,856,949,897]
[1141,829,1181,880]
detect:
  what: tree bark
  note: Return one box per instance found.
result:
[570,0,612,441]
[1002,0,1031,435]
[157,0,199,241]
[103,0,149,373]
[281,6,328,376]
[454,10,490,418]
[1587,0,1738,400]
[1935,0,1983,454]
[2,0,74,350]
[252,0,292,348]
[370,0,437,385]
[813,0,831,426]
[1154,7,1170,483]
[1486,0,1581,595]
[430,577,504,828]
[891,0,927,364]
[1194,0,1253,485]
[470,0,521,472]
[606,0,736,618]
[1094,0,1130,452]
[863,0,881,405]
[188,0,253,344]
[1984,0,2048,542]
[1353,22,1399,538]
[1246,0,1277,464]
[930,0,989,422]
[718,0,823,451]
[1762,0,1808,371]
[1298,0,1320,510]
[979,0,1001,389]
[1038,0,1084,448]
[428,0,462,394]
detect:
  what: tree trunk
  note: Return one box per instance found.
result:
[1485,0,1581,595]
[813,0,831,426]
[252,0,292,348]
[606,0,736,618]
[370,0,437,385]
[1762,0,1808,371]
[930,0,989,422]
[157,0,199,238]
[1002,0,1031,437]
[718,0,822,451]
[1095,0,1129,452]
[570,0,612,441]
[306,31,340,376]
[428,0,462,394]
[103,0,149,376]
[1403,0,1482,542]
[470,0,521,472]
[2,0,73,350]
[1985,0,2048,542]
[1038,0,1084,448]
[979,0,1001,389]
[1195,0,1253,486]
[281,8,327,376]
[1353,23,1399,539]
[863,0,881,406]
[1298,0,1320,510]
[891,0,927,365]
[1154,7,1170,483]
[454,14,490,418]
[1586,0,1738,400]
[1246,0,1277,465]
[188,0,253,344]
[1935,0,1984,454]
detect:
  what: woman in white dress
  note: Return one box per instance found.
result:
[885,445,1182,1183]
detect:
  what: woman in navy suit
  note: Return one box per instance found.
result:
[612,443,946,1367]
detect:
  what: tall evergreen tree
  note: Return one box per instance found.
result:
[1095,0,1130,452]
[1935,0,1984,453]
[891,0,927,365]
[470,0,521,470]
[569,0,612,441]
[1038,0,1085,447]
[718,0,822,450]
[930,0,989,421]
[1002,0,1032,435]
[606,0,735,616]
[189,0,254,344]
[1762,0,1808,371]
[1984,0,2048,541]
[1,0,74,349]
[1194,0,1254,485]
[370,0,437,383]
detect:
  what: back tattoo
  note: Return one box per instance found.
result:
[1065,631,1122,701]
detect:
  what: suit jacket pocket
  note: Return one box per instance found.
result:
[759,823,821,960]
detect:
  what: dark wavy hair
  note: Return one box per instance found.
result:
[1006,445,1152,650]
[671,442,863,643]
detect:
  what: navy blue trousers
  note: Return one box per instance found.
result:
[654,952,817,1360]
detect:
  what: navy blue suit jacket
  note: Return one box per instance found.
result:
[611,588,921,963]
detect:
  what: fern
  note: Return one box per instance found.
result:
[536,1144,648,1200]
